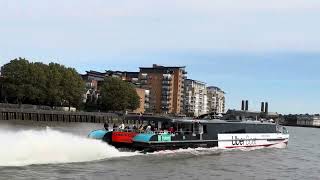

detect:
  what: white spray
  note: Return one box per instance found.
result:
[0,128,137,167]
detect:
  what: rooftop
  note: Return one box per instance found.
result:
[140,64,186,70]
[207,86,225,93]
[185,79,206,85]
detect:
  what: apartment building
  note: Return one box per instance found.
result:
[139,64,186,114]
[81,70,149,113]
[105,70,139,84]
[81,71,107,103]
[207,86,225,114]
[184,79,208,117]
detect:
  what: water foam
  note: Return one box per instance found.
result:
[0,128,138,167]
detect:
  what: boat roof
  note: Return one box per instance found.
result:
[171,118,276,125]
[125,114,275,125]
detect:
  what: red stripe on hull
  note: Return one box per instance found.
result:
[112,132,137,144]
[224,142,286,149]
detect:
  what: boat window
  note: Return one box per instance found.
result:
[193,123,199,134]
[178,123,192,134]
[203,125,207,133]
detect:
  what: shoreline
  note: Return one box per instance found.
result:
[282,124,320,129]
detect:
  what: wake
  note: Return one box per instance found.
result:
[0,128,138,167]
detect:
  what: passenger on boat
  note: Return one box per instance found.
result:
[113,123,118,130]
[132,125,137,131]
[119,122,125,130]
[104,122,108,131]
[145,124,152,133]
[138,124,144,131]
[168,126,175,134]
[128,124,133,131]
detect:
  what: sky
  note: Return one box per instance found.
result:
[1,0,320,114]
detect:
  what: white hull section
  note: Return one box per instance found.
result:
[218,133,289,149]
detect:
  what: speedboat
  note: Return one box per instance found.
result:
[88,116,289,152]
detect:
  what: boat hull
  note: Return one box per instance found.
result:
[218,133,289,149]
[100,131,137,148]
[132,133,289,152]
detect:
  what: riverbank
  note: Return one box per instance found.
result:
[282,124,320,129]
[0,108,120,124]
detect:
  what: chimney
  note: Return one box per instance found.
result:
[265,102,269,114]
[261,102,265,112]
[245,100,249,111]
[241,100,245,111]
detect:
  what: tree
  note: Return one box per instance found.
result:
[46,63,65,107]
[127,83,140,111]
[1,58,85,110]
[100,77,140,112]
[27,62,48,105]
[1,58,31,104]
[61,67,85,109]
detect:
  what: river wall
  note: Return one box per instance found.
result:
[0,108,121,123]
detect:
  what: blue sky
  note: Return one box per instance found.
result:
[1,0,320,114]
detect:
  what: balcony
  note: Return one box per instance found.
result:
[161,100,171,105]
[163,73,172,79]
[162,80,171,86]
[162,106,170,111]
[162,90,171,95]
[140,79,148,85]
[162,96,172,101]
[140,73,148,80]
[162,85,171,91]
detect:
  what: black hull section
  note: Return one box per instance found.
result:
[133,141,218,153]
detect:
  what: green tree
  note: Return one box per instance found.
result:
[46,63,65,107]
[1,58,31,104]
[1,58,85,110]
[27,62,47,105]
[100,77,140,112]
[62,67,85,109]
[127,83,140,110]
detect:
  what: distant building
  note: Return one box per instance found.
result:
[81,70,149,113]
[81,71,107,103]
[207,86,225,114]
[184,79,208,117]
[297,115,320,127]
[139,64,187,114]
[105,70,139,84]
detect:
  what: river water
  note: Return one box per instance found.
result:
[0,120,319,180]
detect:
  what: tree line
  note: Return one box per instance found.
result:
[0,58,140,112]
